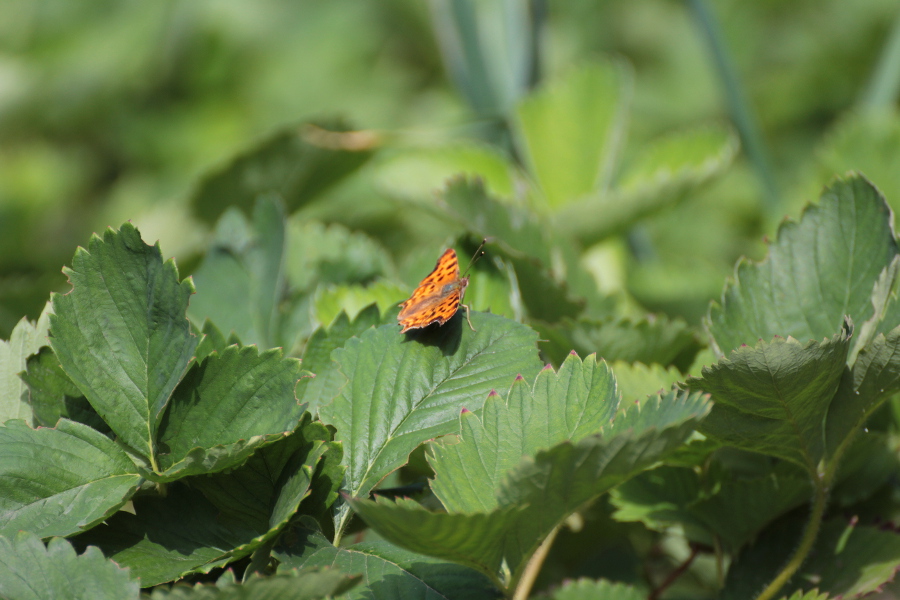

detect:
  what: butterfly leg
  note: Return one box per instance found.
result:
[462,303,476,332]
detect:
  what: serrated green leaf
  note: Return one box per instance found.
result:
[189,196,289,349]
[708,175,898,355]
[298,305,382,417]
[350,390,709,587]
[154,346,307,479]
[610,361,682,403]
[313,281,405,329]
[555,125,738,244]
[190,120,376,224]
[0,303,51,423]
[50,223,198,460]
[71,483,256,587]
[21,346,105,431]
[193,320,242,364]
[429,353,619,513]
[189,415,331,560]
[514,60,631,209]
[0,532,139,600]
[275,522,500,599]
[319,312,542,535]
[688,329,851,471]
[546,578,645,600]
[0,419,141,538]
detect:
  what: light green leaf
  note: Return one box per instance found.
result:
[687,328,851,472]
[155,345,307,480]
[189,196,288,349]
[0,419,141,538]
[0,303,51,423]
[276,524,499,600]
[0,532,139,600]
[190,120,376,224]
[286,219,392,293]
[313,281,405,329]
[319,312,542,535]
[514,60,631,209]
[610,361,683,403]
[298,305,383,416]
[778,592,831,600]
[555,125,738,244]
[708,175,898,356]
[50,223,198,460]
[429,353,619,513]
[547,578,645,600]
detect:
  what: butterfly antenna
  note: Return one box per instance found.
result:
[462,238,487,276]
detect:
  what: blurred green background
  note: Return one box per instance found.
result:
[1,0,899,337]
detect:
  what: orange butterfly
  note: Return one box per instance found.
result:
[398,246,481,334]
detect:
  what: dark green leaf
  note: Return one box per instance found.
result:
[155,346,308,480]
[687,328,851,472]
[275,523,500,599]
[708,175,898,355]
[50,223,198,460]
[22,346,105,431]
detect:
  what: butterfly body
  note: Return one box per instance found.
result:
[398,249,472,334]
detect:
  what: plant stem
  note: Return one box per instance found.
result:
[649,544,700,600]
[753,478,829,600]
[859,10,900,110]
[686,0,781,216]
[244,538,276,581]
[512,524,559,600]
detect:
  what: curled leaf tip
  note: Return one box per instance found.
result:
[569,349,578,356]
[541,363,554,371]
[515,374,525,381]
[460,407,470,414]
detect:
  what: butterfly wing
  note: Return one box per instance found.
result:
[398,249,464,333]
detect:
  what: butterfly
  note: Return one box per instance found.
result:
[397,245,482,334]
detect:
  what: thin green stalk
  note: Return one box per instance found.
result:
[512,524,559,600]
[859,10,900,110]
[686,0,781,216]
[754,478,828,600]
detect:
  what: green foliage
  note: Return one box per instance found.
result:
[4,3,900,598]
